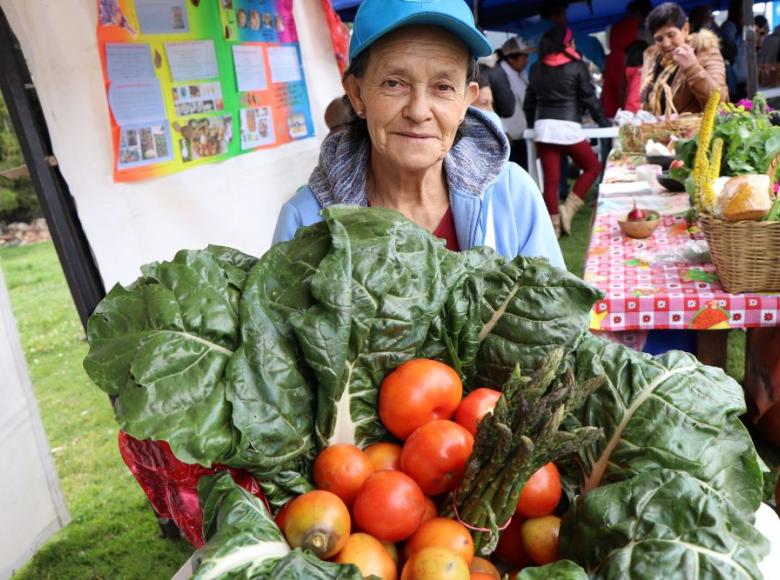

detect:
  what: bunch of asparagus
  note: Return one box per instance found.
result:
[445,348,603,555]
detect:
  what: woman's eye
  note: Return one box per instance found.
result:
[383,79,402,88]
[437,83,455,92]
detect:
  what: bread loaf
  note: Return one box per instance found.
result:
[717,175,772,221]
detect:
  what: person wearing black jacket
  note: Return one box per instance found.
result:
[524,25,609,237]
[478,62,515,118]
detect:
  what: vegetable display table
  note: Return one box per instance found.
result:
[586,162,780,450]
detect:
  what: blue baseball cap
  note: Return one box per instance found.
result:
[349,0,493,62]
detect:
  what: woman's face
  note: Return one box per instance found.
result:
[653,22,690,59]
[344,26,479,173]
[474,86,494,112]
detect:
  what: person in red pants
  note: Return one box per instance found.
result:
[524,25,610,236]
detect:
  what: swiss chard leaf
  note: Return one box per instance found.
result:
[568,334,764,516]
[84,247,253,465]
[560,469,770,579]
[515,560,589,579]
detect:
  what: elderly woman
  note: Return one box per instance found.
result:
[272,0,563,269]
[640,2,728,115]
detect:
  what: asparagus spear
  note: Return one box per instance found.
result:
[444,348,603,555]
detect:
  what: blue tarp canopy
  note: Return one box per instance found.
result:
[332,0,733,34]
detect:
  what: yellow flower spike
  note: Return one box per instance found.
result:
[692,90,721,211]
[703,138,723,213]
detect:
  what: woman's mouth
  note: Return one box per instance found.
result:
[395,132,436,140]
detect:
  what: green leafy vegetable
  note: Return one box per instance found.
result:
[567,334,764,516]
[515,560,589,579]
[560,469,770,579]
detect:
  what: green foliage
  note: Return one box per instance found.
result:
[0,175,41,222]
[0,94,24,171]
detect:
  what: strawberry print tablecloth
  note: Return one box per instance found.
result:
[584,190,780,334]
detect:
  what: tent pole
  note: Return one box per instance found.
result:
[0,8,105,331]
[473,0,480,27]
[743,0,757,97]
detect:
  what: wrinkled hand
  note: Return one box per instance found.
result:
[672,43,697,69]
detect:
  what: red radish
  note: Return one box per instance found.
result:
[627,199,648,221]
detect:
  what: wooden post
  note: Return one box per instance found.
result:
[744,0,758,97]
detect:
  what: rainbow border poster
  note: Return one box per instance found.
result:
[97,0,315,182]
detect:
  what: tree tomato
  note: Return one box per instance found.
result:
[353,470,426,542]
[405,517,474,565]
[334,532,398,580]
[379,359,462,440]
[521,515,561,566]
[495,516,531,568]
[283,490,351,559]
[313,444,374,507]
[515,463,561,518]
[453,388,502,436]
[421,497,438,524]
[401,420,474,495]
[400,546,470,580]
[364,442,403,471]
[469,557,500,579]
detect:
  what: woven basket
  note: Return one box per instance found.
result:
[699,214,780,293]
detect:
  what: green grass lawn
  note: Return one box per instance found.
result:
[3,242,191,580]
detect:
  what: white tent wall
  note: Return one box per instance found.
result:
[0,0,344,287]
[0,267,69,579]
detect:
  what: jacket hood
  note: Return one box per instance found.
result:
[542,50,581,67]
[308,107,510,208]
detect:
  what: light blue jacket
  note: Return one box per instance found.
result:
[272,108,564,270]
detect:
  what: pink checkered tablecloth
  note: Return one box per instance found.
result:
[584,190,780,333]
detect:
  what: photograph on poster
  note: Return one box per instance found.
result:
[119,122,172,167]
[240,106,275,149]
[136,0,189,34]
[99,0,136,33]
[178,116,233,161]
[172,82,224,117]
[287,113,308,139]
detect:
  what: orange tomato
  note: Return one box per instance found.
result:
[495,516,531,568]
[313,444,374,507]
[364,442,403,471]
[405,517,474,565]
[400,546,470,580]
[283,490,350,559]
[334,533,397,580]
[521,515,561,566]
[515,463,562,518]
[274,500,291,530]
[469,557,500,579]
[421,497,438,524]
[379,359,462,440]
[353,470,426,542]
[401,420,474,495]
[453,388,502,436]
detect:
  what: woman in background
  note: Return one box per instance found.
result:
[524,25,609,237]
[640,2,728,115]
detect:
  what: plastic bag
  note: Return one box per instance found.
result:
[118,431,266,547]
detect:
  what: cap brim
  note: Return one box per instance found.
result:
[350,12,493,61]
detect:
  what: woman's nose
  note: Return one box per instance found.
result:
[403,87,433,123]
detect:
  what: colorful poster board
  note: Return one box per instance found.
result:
[97,0,315,181]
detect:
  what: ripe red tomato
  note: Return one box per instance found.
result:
[515,463,562,518]
[353,470,426,542]
[364,442,403,471]
[379,359,462,440]
[313,444,374,507]
[494,516,531,568]
[400,420,474,496]
[453,388,502,436]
